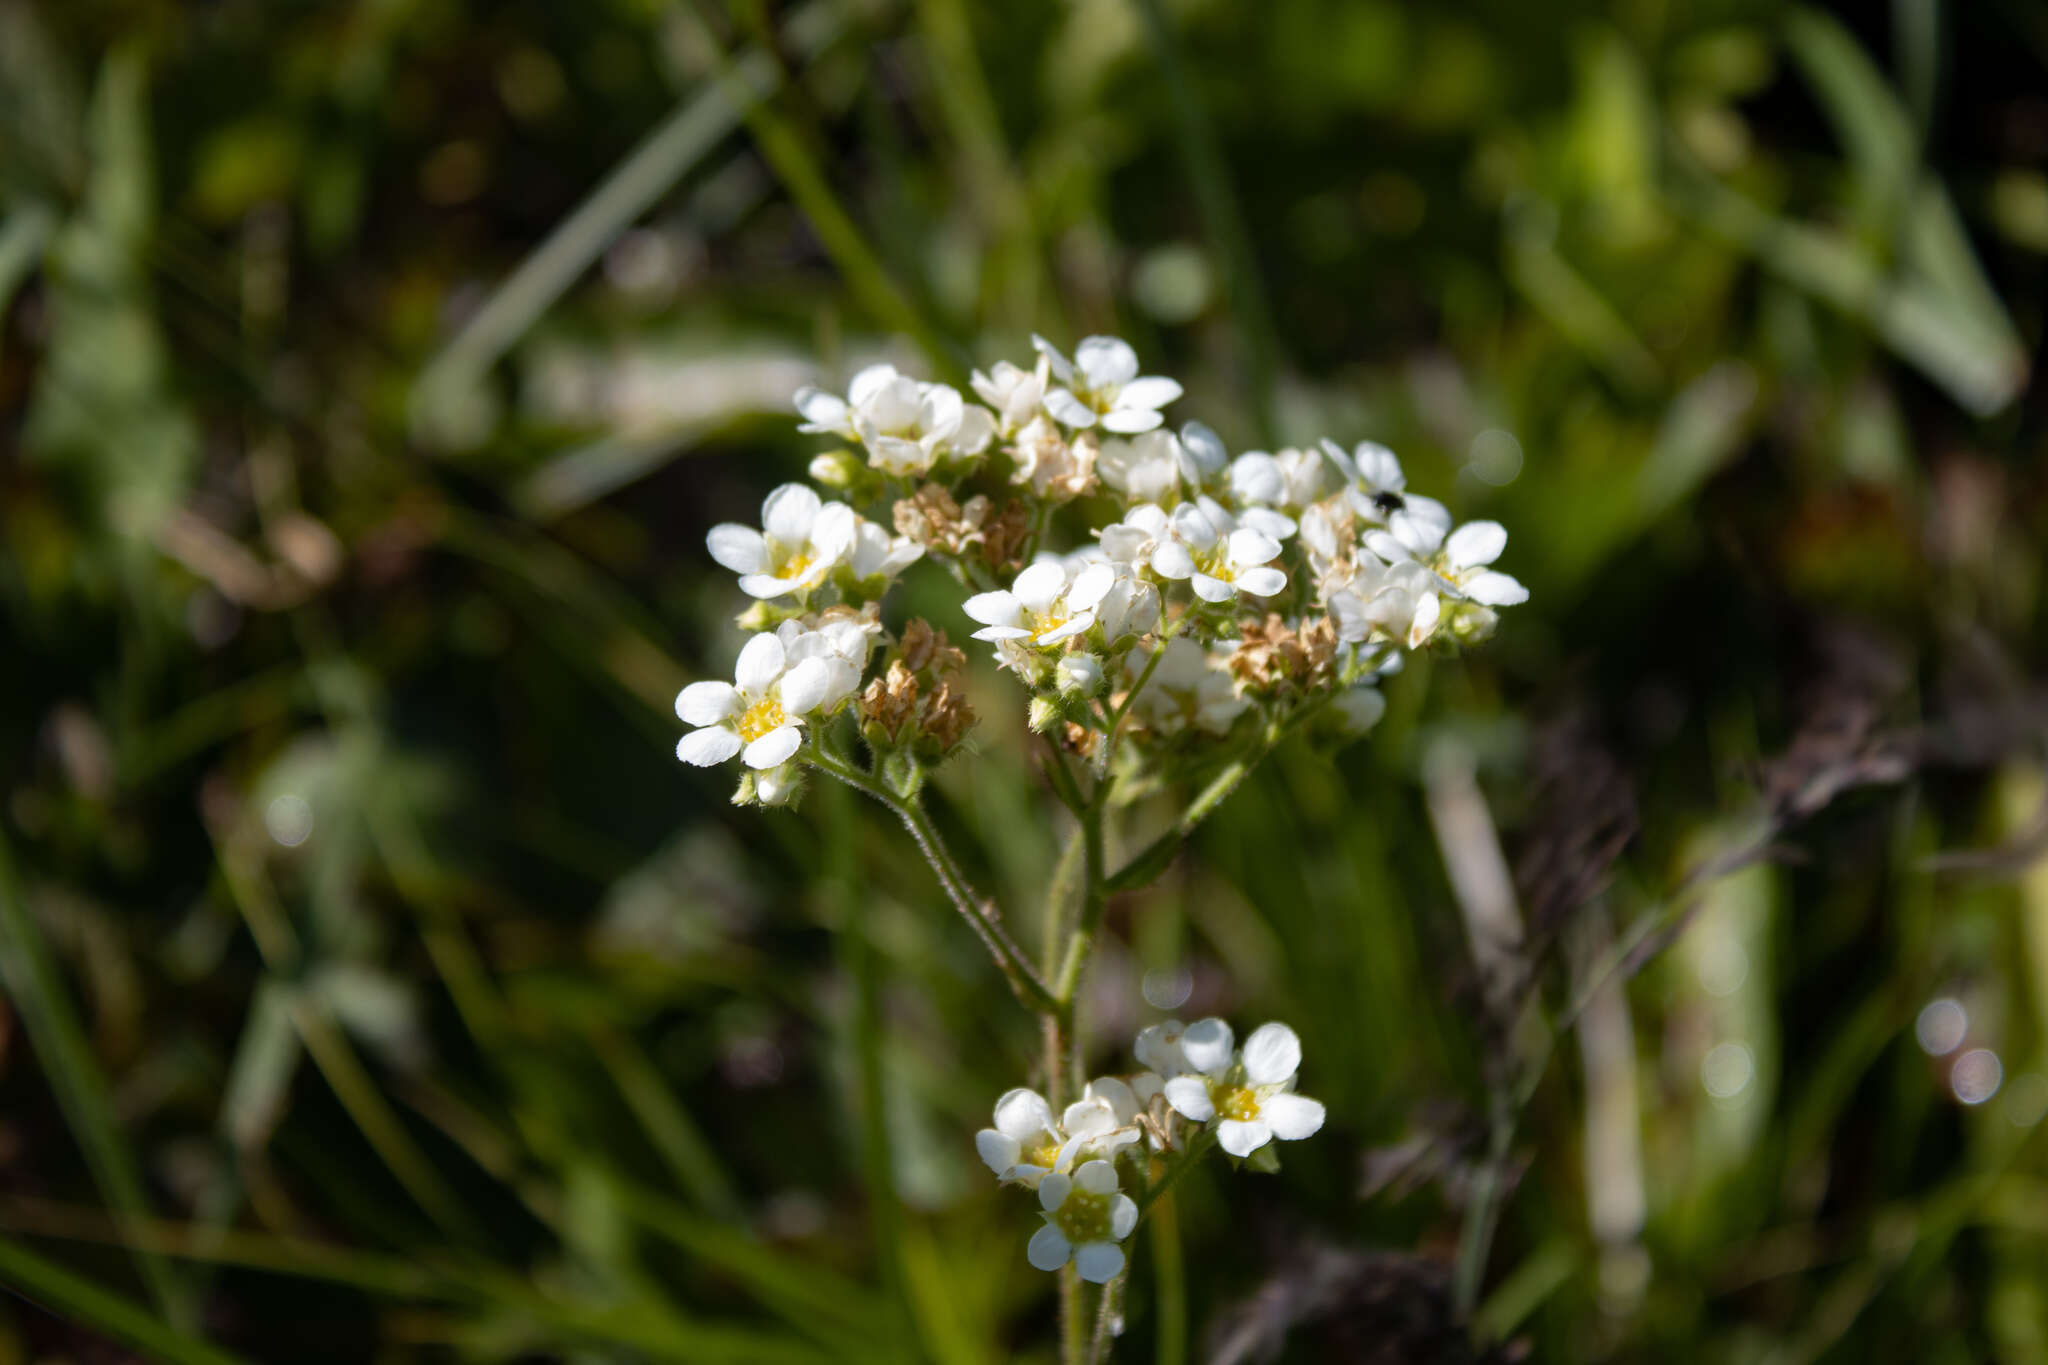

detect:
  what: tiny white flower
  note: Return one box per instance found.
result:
[1229,447,1329,513]
[1094,567,1161,641]
[1026,1159,1139,1284]
[1319,437,1416,524]
[843,518,924,591]
[1161,1020,1326,1159]
[1324,554,1445,649]
[1058,654,1105,696]
[1097,503,1173,569]
[1097,430,1186,504]
[796,364,993,475]
[1359,515,1527,646]
[675,632,852,770]
[706,484,858,600]
[1128,638,1247,736]
[975,1088,1066,1188]
[1052,1077,1146,1168]
[1034,335,1182,434]
[962,559,1118,660]
[1153,500,1287,603]
[970,355,1051,436]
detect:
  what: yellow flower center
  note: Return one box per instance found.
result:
[1023,1137,1061,1170]
[780,549,816,581]
[1213,1084,1261,1123]
[1029,612,1070,644]
[738,697,788,742]
[1053,1188,1112,1242]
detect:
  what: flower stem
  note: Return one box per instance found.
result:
[805,746,1057,1010]
[1149,1192,1185,1365]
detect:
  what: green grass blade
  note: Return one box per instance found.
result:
[0,832,191,1326]
[0,1235,247,1365]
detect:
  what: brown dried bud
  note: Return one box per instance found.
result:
[894,484,991,556]
[922,679,977,752]
[1229,614,1339,695]
[899,618,966,680]
[1060,721,1101,758]
[858,661,921,743]
[978,500,1034,575]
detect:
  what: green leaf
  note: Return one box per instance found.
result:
[0,1236,251,1365]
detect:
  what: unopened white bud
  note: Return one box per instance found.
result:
[1058,654,1105,696]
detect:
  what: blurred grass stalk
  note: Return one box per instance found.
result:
[0,832,196,1329]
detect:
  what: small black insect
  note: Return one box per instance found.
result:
[1372,490,1406,515]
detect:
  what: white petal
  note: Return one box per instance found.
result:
[1036,612,1095,644]
[706,524,769,574]
[920,384,964,439]
[1099,525,1151,562]
[1259,1092,1325,1140]
[1151,542,1196,580]
[1179,419,1227,474]
[1168,504,1220,549]
[1043,390,1097,427]
[1230,453,1283,505]
[1117,376,1183,412]
[976,1129,1022,1175]
[961,591,1020,626]
[776,658,836,716]
[1445,520,1507,568]
[1239,508,1297,540]
[1162,1076,1214,1122]
[1216,1119,1272,1158]
[761,483,821,545]
[1235,566,1287,597]
[847,363,902,407]
[809,503,859,560]
[1100,407,1164,434]
[1067,563,1117,612]
[1074,1160,1119,1195]
[1180,1018,1234,1074]
[1086,1077,1139,1123]
[1109,1194,1138,1240]
[734,633,786,695]
[1227,527,1282,568]
[1362,530,1411,563]
[1135,1022,1187,1076]
[1027,1223,1072,1272]
[676,681,739,726]
[1407,591,1441,646]
[1190,574,1234,603]
[1241,1023,1302,1086]
[1074,1243,1125,1284]
[676,727,742,766]
[737,572,796,600]
[1076,335,1139,388]
[972,625,1031,642]
[743,725,803,770]
[1031,334,1075,383]
[952,404,996,454]
[1037,1172,1072,1213]
[994,1087,1056,1141]
[793,387,850,431]
[1463,570,1528,606]
[1063,1101,1115,1141]
[1011,561,1068,612]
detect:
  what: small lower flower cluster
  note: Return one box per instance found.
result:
[675,334,1527,804]
[975,1019,1324,1283]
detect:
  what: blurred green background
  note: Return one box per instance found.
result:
[3,0,2048,1360]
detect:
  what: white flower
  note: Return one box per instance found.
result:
[675,632,852,769]
[1319,438,1416,522]
[1098,503,1172,568]
[1094,567,1161,641]
[963,560,1118,656]
[1135,1020,1192,1078]
[1034,335,1182,434]
[1026,1159,1138,1284]
[796,364,993,475]
[1359,517,1528,643]
[1008,415,1096,500]
[971,356,1050,435]
[753,761,802,806]
[1053,1077,1146,1168]
[1162,1020,1325,1159]
[844,518,924,590]
[1097,430,1186,503]
[1324,554,1446,649]
[775,617,868,700]
[1229,447,1329,513]
[976,1088,1066,1188]
[1058,654,1105,696]
[1153,501,1287,603]
[707,484,858,600]
[1129,638,1247,736]
[1176,420,1231,491]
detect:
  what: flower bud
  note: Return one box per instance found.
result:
[1028,696,1061,733]
[808,449,864,488]
[755,761,804,807]
[1057,654,1105,697]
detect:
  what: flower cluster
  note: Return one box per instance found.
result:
[976,1019,1324,1282]
[677,335,1526,802]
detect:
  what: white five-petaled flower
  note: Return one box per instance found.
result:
[976,1088,1068,1188]
[1154,501,1288,603]
[1322,553,1446,649]
[1034,335,1182,434]
[795,364,993,475]
[1027,1160,1139,1284]
[1229,447,1330,513]
[1361,516,1529,638]
[1052,1078,1146,1169]
[1320,438,1419,522]
[963,559,1118,655]
[845,518,924,590]
[1128,638,1247,736]
[1162,1019,1325,1159]
[970,356,1050,436]
[707,484,858,600]
[675,631,852,770]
